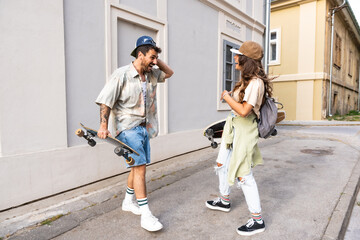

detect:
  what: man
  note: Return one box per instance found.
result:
[95,36,174,232]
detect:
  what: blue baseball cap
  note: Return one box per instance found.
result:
[130,36,157,57]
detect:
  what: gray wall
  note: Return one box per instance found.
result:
[0,0,265,210]
[247,0,253,17]
[0,0,67,156]
[63,0,106,147]
[119,0,157,16]
[117,20,156,67]
[255,0,265,24]
[167,0,229,133]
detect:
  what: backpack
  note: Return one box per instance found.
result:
[257,96,283,138]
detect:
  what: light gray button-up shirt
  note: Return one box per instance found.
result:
[96,63,166,138]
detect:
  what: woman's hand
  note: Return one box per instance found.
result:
[220,90,231,101]
[220,90,254,117]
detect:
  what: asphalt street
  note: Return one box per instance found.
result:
[1,122,360,240]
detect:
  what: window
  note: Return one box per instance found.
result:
[333,91,338,110]
[269,28,281,65]
[223,40,240,94]
[348,50,353,77]
[334,33,342,68]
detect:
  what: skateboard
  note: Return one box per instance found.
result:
[204,111,286,148]
[203,118,226,149]
[75,123,139,165]
[277,110,286,123]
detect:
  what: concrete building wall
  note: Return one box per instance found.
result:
[64,0,106,147]
[0,0,67,156]
[313,79,324,119]
[270,0,325,120]
[118,0,157,16]
[0,0,265,210]
[324,0,360,115]
[315,0,326,73]
[0,0,68,209]
[273,81,297,119]
[269,6,299,76]
[167,0,222,132]
[270,0,360,120]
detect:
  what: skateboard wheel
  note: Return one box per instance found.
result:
[114,147,124,156]
[211,142,218,149]
[75,129,84,137]
[271,129,277,136]
[88,139,96,147]
[126,157,135,165]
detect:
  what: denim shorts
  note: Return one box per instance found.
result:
[116,126,151,168]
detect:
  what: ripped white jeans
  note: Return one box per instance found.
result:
[214,137,262,213]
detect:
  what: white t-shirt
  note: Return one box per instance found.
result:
[141,81,147,106]
[232,78,265,118]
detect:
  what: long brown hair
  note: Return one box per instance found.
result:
[233,55,274,103]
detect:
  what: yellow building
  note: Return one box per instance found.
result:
[269,0,360,120]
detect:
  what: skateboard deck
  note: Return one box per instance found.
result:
[204,111,286,148]
[203,118,226,149]
[75,123,139,165]
[277,110,286,123]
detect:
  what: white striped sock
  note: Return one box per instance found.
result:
[137,198,151,215]
[124,187,134,202]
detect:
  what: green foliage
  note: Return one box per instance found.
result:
[40,214,64,225]
[327,110,360,121]
[348,110,360,116]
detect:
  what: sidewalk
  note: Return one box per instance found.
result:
[1,122,360,239]
[279,120,360,126]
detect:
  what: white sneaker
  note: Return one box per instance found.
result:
[141,212,163,232]
[122,200,141,215]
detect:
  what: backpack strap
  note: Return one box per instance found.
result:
[261,79,267,106]
[275,101,284,109]
[262,81,283,110]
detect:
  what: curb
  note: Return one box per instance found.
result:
[322,156,360,240]
[278,120,360,127]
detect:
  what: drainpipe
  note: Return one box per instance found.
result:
[264,0,271,74]
[358,64,360,110]
[328,0,347,116]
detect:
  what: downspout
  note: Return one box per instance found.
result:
[358,64,360,110]
[264,0,271,74]
[328,0,347,116]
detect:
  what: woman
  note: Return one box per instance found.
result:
[205,41,273,236]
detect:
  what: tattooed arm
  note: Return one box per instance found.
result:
[97,104,111,139]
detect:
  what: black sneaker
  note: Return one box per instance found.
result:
[237,218,265,236]
[205,198,231,212]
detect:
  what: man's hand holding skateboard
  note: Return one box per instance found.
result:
[97,126,111,139]
[76,123,138,165]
